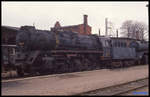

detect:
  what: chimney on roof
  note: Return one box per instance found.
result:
[83,15,88,34]
[84,15,88,25]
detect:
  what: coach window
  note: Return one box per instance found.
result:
[124,42,127,47]
[122,42,124,47]
[116,41,118,47]
[121,42,124,47]
[117,42,119,47]
[113,42,115,47]
[123,42,125,47]
[120,42,122,47]
[113,41,115,47]
[115,42,117,47]
[119,42,121,47]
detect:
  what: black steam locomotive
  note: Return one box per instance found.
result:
[15,26,148,76]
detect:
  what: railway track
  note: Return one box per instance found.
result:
[119,86,148,95]
[76,78,148,96]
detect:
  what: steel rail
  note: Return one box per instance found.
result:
[76,77,148,96]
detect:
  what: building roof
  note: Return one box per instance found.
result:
[52,23,83,29]
[110,37,148,42]
[2,25,20,32]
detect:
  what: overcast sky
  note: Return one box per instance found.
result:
[2,1,148,36]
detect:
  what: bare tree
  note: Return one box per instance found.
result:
[120,20,148,40]
[120,20,133,38]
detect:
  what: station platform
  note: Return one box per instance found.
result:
[2,65,148,95]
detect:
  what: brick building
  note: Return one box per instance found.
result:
[51,15,92,35]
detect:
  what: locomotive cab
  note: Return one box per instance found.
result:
[99,36,111,59]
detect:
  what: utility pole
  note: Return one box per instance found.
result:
[33,22,35,27]
[116,29,118,38]
[99,28,101,36]
[105,18,108,36]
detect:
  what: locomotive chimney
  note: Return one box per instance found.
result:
[83,15,88,34]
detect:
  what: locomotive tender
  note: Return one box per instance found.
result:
[15,26,148,76]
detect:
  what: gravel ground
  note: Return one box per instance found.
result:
[2,65,148,96]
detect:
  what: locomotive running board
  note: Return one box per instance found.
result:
[51,50,103,54]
